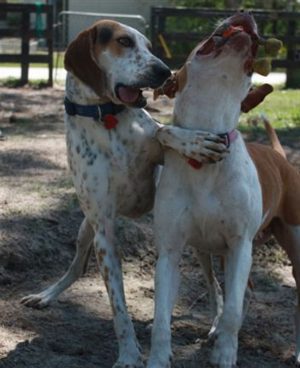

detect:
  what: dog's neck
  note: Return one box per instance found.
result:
[65,73,111,106]
[173,62,249,134]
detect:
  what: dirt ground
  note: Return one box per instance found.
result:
[0,86,300,368]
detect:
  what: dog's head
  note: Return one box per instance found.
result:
[188,11,259,101]
[156,12,263,107]
[65,19,171,107]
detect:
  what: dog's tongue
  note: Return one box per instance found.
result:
[118,86,140,103]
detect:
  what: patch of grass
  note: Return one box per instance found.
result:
[0,77,23,88]
[239,89,300,131]
[158,89,300,130]
[0,77,52,89]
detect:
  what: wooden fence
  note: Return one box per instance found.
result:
[151,7,300,88]
[0,3,53,86]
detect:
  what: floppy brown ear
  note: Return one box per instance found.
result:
[153,72,178,100]
[153,64,187,100]
[241,84,273,113]
[64,26,106,97]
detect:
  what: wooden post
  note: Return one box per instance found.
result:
[286,19,300,88]
[0,0,6,21]
[47,6,53,86]
[20,9,30,85]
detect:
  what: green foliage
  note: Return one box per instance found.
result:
[170,0,300,10]
[170,0,225,8]
[159,1,299,68]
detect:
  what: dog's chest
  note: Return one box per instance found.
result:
[160,142,262,253]
[65,111,160,217]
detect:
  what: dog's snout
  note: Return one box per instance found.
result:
[152,63,171,82]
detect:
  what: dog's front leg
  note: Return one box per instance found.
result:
[147,230,185,368]
[147,250,182,368]
[154,125,229,163]
[94,219,143,368]
[210,239,253,368]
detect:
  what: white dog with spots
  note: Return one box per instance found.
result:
[148,12,264,368]
[21,20,228,368]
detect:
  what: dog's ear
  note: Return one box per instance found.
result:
[64,25,106,97]
[153,72,178,100]
[241,84,273,113]
[153,65,187,100]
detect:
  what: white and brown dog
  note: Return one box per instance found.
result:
[21,20,228,368]
[149,11,300,368]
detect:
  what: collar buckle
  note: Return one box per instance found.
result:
[218,130,238,149]
[96,105,102,121]
[221,132,230,149]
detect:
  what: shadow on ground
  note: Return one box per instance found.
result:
[0,87,300,367]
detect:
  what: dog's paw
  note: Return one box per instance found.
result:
[113,357,144,368]
[147,356,172,368]
[113,364,144,368]
[294,352,300,366]
[200,133,230,163]
[184,136,229,166]
[156,126,229,164]
[20,293,52,309]
[210,331,238,368]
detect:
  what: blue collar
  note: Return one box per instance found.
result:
[64,97,125,121]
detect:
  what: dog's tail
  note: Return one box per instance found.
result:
[262,115,286,159]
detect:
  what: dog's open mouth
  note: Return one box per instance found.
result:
[196,12,259,57]
[115,84,147,107]
[194,12,262,76]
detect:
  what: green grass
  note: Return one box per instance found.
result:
[0,77,52,88]
[239,88,300,133]
[159,88,300,130]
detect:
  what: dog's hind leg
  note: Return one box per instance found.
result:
[198,252,253,339]
[21,217,94,308]
[271,220,300,364]
[197,253,223,337]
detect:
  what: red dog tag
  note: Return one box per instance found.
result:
[103,114,118,130]
[187,158,203,170]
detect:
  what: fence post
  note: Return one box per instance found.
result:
[0,3,53,86]
[286,19,300,88]
[47,6,53,86]
[20,9,30,85]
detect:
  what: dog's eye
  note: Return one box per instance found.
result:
[117,37,134,48]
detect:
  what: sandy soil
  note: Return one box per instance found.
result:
[0,86,299,368]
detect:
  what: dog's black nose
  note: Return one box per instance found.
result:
[152,62,171,82]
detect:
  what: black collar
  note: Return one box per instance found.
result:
[64,97,125,120]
